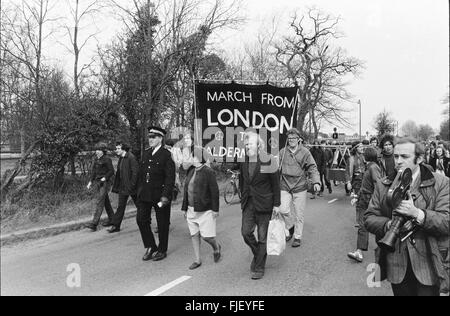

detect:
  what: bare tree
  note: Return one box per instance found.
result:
[60,0,104,96]
[274,8,363,138]
[102,0,244,155]
[1,0,59,194]
[417,124,435,142]
[401,120,419,138]
[243,19,286,82]
[373,109,395,137]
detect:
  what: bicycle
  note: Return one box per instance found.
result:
[224,169,241,204]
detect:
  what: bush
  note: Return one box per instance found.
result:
[0,175,101,229]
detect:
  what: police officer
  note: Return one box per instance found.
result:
[137,126,176,262]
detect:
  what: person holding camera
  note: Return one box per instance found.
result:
[365,137,449,296]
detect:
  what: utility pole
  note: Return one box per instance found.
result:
[358,100,362,141]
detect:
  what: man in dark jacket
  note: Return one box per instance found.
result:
[137,126,176,262]
[108,142,139,233]
[239,131,281,280]
[322,140,333,194]
[365,137,449,296]
[86,143,115,232]
[310,140,328,197]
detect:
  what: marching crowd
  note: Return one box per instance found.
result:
[85,125,449,296]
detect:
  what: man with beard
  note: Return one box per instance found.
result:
[365,137,449,296]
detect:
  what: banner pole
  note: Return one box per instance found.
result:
[279,88,300,170]
[192,77,201,147]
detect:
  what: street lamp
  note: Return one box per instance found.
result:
[358,100,362,141]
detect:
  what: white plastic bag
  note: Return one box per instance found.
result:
[267,213,286,256]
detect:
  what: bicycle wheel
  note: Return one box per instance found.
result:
[224,182,236,204]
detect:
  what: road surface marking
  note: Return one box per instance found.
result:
[328,199,338,204]
[145,276,192,296]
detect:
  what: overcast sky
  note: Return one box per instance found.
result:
[45,0,449,136]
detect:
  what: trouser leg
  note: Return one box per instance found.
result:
[356,206,369,251]
[241,202,258,257]
[292,190,307,240]
[254,212,271,273]
[279,190,294,232]
[112,194,129,228]
[92,182,111,226]
[136,201,157,249]
[155,203,171,253]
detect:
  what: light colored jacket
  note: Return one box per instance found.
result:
[279,146,320,193]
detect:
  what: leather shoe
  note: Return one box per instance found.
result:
[251,271,264,280]
[86,224,97,232]
[213,244,222,263]
[347,250,363,263]
[189,262,202,270]
[286,233,294,242]
[292,239,302,248]
[152,252,167,261]
[102,221,114,227]
[108,226,121,233]
[142,248,157,261]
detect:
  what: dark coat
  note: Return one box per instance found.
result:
[90,155,114,182]
[310,147,326,173]
[324,148,334,168]
[137,147,176,204]
[181,165,219,213]
[112,152,139,196]
[364,164,449,293]
[239,153,281,214]
[356,162,382,211]
[378,153,396,179]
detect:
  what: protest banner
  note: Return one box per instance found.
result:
[195,81,299,162]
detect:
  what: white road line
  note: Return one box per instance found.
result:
[145,276,192,296]
[328,199,338,204]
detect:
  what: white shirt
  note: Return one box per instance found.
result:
[152,145,162,156]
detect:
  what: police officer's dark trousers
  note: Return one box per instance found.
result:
[137,201,171,253]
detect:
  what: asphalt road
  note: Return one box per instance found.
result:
[1,186,391,296]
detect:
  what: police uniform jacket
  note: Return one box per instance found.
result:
[137,147,176,204]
